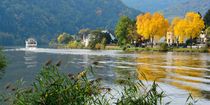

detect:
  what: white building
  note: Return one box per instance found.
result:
[166,31,175,45]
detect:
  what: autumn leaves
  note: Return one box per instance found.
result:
[136,13,169,47]
[136,12,205,45]
[173,12,205,43]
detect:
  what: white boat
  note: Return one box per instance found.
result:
[25,38,37,49]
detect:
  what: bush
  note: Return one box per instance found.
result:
[200,46,209,52]
[116,80,165,105]
[0,48,6,70]
[1,65,109,105]
[95,43,102,50]
[159,43,168,52]
[67,41,84,49]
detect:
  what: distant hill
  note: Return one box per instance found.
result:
[121,0,188,13]
[163,0,210,20]
[121,0,210,20]
[0,0,140,45]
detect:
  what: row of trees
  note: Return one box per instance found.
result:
[50,29,114,49]
[136,12,169,47]
[115,10,210,47]
[172,13,204,44]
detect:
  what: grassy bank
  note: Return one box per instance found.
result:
[0,64,197,105]
[105,46,209,53]
[52,44,209,53]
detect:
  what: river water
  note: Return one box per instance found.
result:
[1,47,210,104]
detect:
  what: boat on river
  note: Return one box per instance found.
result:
[25,38,37,49]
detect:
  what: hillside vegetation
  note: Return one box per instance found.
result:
[122,0,210,20]
[0,0,139,45]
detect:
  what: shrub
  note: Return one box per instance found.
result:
[200,46,209,52]
[95,43,102,50]
[67,41,84,49]
[159,43,168,52]
[0,48,6,70]
[116,79,165,105]
[0,65,109,105]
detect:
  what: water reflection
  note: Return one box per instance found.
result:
[0,69,5,79]
[136,52,210,100]
[2,48,210,104]
[24,51,37,68]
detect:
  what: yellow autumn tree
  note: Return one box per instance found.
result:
[185,12,205,40]
[173,18,187,43]
[173,12,205,44]
[136,12,169,47]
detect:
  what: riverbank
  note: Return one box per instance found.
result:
[51,44,210,53]
[105,46,209,53]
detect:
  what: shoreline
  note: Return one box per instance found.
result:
[53,45,210,53]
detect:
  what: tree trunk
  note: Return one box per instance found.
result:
[151,35,154,48]
[190,36,192,49]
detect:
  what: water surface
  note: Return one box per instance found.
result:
[1,47,210,104]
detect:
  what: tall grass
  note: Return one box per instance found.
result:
[1,65,109,105]
[116,79,165,105]
[0,64,196,105]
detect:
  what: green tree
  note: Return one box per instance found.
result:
[57,33,74,44]
[115,16,132,46]
[88,30,107,49]
[206,27,210,36]
[204,9,210,27]
[127,20,140,45]
[77,29,91,40]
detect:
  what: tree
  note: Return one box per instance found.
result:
[136,12,169,47]
[173,12,205,46]
[173,18,187,44]
[204,9,210,27]
[185,12,205,46]
[77,29,91,40]
[88,30,107,49]
[206,27,210,36]
[57,33,74,44]
[115,16,132,46]
[127,20,140,45]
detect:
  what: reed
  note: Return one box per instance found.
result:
[0,64,197,105]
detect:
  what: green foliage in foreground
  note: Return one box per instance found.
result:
[0,64,197,105]
[1,65,109,105]
[0,48,6,70]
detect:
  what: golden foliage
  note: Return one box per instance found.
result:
[136,12,169,41]
[173,12,205,43]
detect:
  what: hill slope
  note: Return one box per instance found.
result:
[164,0,210,20]
[121,0,188,13]
[121,0,210,19]
[0,0,140,45]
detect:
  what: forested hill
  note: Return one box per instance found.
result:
[121,0,188,13]
[122,0,210,19]
[0,0,140,45]
[163,0,210,20]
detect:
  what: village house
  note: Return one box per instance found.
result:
[166,31,175,46]
[198,31,208,44]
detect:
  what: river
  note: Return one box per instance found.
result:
[1,47,210,105]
